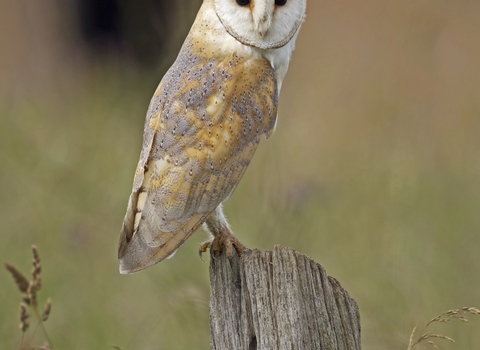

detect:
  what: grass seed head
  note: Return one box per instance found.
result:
[4,262,30,293]
[462,307,480,314]
[27,281,37,307]
[32,245,40,264]
[31,245,42,291]
[19,303,30,332]
[42,298,52,322]
[409,307,478,350]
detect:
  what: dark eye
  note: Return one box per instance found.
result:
[275,0,287,5]
[236,0,250,5]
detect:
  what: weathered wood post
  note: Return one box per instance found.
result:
[209,245,361,350]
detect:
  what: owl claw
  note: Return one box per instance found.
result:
[199,240,212,262]
[198,230,246,261]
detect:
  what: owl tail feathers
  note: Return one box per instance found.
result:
[117,190,172,274]
[118,224,180,274]
[118,213,210,274]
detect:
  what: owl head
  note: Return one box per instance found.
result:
[215,0,307,50]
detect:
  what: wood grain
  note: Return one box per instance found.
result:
[209,245,361,350]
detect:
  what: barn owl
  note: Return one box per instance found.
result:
[118,0,307,273]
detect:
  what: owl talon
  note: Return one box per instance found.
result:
[198,230,246,261]
[198,241,219,261]
[213,230,246,258]
[199,240,212,262]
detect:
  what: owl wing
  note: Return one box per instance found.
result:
[118,46,278,273]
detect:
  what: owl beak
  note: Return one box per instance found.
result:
[256,14,272,38]
[252,1,274,38]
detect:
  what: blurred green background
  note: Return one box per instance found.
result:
[1,0,479,349]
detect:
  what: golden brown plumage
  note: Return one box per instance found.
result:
[118,0,305,273]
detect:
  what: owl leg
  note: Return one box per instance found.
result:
[199,204,246,259]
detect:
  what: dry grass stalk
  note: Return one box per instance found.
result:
[426,307,480,327]
[19,303,30,332]
[4,245,54,349]
[42,299,52,322]
[28,281,38,307]
[4,262,30,293]
[407,307,480,350]
[31,245,42,291]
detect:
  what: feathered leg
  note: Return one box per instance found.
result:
[199,204,246,259]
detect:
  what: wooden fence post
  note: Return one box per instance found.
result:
[209,245,361,350]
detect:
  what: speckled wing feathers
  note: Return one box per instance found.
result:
[118,38,278,273]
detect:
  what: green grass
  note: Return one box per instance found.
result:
[2,1,480,349]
